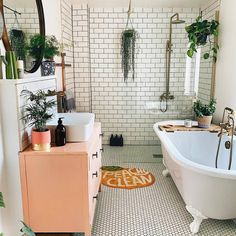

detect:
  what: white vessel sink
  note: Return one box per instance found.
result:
[47,113,95,142]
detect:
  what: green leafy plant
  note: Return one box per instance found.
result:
[121,29,139,82]
[9,29,26,61]
[193,99,216,117]
[26,34,45,60]
[21,89,56,132]
[44,35,60,60]
[0,192,35,236]
[0,192,5,208]
[185,16,219,62]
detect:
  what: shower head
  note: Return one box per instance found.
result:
[170,13,185,24]
[172,19,185,24]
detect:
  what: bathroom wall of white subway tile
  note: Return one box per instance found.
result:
[197,0,221,104]
[73,5,199,145]
[4,7,39,35]
[60,0,75,92]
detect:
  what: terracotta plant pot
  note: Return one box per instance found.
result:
[31,129,51,151]
[197,115,212,128]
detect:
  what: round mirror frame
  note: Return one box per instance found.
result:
[0,0,45,73]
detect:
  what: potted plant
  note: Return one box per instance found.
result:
[185,16,219,62]
[26,34,45,62]
[121,29,139,82]
[0,192,35,236]
[193,99,216,128]
[41,35,60,76]
[22,89,56,151]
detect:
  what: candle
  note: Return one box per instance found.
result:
[17,60,24,70]
[17,60,24,79]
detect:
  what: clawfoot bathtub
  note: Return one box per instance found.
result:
[153,120,236,234]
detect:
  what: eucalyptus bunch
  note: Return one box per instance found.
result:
[193,99,216,117]
[185,16,219,62]
[21,89,56,132]
[121,29,139,82]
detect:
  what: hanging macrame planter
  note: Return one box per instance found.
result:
[121,0,139,82]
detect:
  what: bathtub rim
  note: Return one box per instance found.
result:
[154,120,236,179]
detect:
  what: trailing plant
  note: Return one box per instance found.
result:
[0,192,35,236]
[193,99,216,117]
[9,29,27,61]
[185,16,219,62]
[44,35,60,60]
[21,89,56,132]
[121,29,139,82]
[26,34,45,60]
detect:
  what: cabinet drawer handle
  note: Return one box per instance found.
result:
[93,194,98,200]
[92,152,98,159]
[99,133,104,137]
[100,148,104,153]
[92,171,98,178]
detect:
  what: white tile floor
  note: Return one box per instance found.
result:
[91,145,236,236]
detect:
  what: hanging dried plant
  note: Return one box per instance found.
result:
[121,29,139,82]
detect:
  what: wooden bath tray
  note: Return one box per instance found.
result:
[159,124,221,132]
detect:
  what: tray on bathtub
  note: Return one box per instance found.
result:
[159,124,221,132]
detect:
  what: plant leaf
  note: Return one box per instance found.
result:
[203,53,210,59]
[20,221,35,236]
[187,49,193,58]
[0,192,5,208]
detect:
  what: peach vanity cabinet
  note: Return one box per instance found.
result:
[19,123,103,236]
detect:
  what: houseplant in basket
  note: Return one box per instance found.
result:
[22,89,56,151]
[41,35,60,76]
[193,99,216,128]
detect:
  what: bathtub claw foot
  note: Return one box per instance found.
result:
[186,206,208,234]
[162,168,170,177]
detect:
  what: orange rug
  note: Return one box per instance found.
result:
[101,167,155,190]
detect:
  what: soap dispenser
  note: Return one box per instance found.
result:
[55,117,66,146]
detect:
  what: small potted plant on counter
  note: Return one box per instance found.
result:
[22,89,56,151]
[193,99,216,128]
[41,35,60,76]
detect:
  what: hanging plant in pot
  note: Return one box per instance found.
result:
[121,29,139,82]
[185,16,219,62]
[22,89,56,151]
[41,35,60,76]
[193,99,216,128]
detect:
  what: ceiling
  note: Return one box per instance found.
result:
[71,0,212,8]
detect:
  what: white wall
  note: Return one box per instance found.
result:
[0,40,5,233]
[72,0,209,8]
[42,0,63,91]
[214,0,236,121]
[73,5,198,145]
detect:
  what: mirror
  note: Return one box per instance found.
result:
[1,0,45,73]
[0,10,3,40]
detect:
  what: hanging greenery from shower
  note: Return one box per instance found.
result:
[185,16,219,62]
[121,29,139,82]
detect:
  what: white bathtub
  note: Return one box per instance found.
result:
[153,120,236,234]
